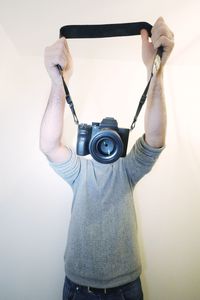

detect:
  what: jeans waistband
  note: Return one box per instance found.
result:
[66,276,140,295]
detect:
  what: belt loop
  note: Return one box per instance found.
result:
[104,288,107,294]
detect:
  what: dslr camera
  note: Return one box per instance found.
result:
[76,117,129,164]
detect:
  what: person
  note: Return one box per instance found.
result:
[40,17,174,300]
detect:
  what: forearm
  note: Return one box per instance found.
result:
[40,82,66,153]
[144,69,167,148]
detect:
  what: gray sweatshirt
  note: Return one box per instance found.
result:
[48,135,164,288]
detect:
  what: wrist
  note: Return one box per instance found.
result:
[51,74,64,89]
[147,65,164,80]
[50,80,66,100]
[147,69,164,98]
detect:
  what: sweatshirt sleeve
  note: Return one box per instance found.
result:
[48,147,81,186]
[123,134,165,185]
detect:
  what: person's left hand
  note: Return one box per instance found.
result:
[141,17,174,72]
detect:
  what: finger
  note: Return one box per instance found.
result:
[152,17,174,39]
[152,26,174,48]
[154,16,165,26]
[64,39,71,53]
[46,38,73,72]
[49,54,66,70]
[54,39,71,69]
[60,37,71,56]
[57,38,67,56]
[154,35,174,51]
[154,36,174,65]
[140,29,152,56]
[62,45,69,62]
[60,38,73,70]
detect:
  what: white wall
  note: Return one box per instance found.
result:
[0,21,200,300]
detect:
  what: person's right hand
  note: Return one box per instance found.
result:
[141,17,174,73]
[44,37,73,85]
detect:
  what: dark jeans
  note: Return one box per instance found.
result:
[63,276,143,300]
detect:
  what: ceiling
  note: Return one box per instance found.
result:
[0,0,200,65]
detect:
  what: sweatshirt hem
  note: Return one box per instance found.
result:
[65,268,142,289]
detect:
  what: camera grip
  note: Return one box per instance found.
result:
[76,124,91,156]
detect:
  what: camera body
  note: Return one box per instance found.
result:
[76,117,129,164]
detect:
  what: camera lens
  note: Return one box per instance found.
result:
[97,138,115,156]
[89,129,124,164]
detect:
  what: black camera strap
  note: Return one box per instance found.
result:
[59,22,152,39]
[130,46,163,130]
[57,22,163,128]
[56,64,79,124]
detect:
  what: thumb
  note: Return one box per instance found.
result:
[140,29,149,46]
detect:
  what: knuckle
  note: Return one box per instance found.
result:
[160,35,166,41]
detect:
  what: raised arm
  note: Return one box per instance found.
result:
[141,17,174,148]
[39,38,73,162]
